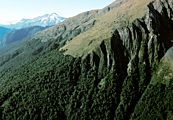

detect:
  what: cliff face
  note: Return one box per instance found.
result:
[0,0,173,120]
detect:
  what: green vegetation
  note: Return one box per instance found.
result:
[131,59,173,120]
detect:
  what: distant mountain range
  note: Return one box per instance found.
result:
[2,13,65,29]
[0,13,65,46]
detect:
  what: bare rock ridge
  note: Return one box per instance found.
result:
[0,0,173,120]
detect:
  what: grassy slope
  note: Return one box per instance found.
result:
[60,0,151,57]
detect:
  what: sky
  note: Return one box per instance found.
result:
[0,0,114,24]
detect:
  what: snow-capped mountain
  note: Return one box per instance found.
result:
[4,13,65,29]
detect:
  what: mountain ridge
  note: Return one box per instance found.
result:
[0,13,64,46]
[1,13,65,29]
[60,0,151,57]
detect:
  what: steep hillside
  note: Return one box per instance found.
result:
[33,0,130,50]
[131,47,173,119]
[60,0,151,57]
[0,0,173,120]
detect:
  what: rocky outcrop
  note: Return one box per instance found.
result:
[65,0,173,119]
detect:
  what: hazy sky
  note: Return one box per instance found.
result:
[0,0,114,24]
